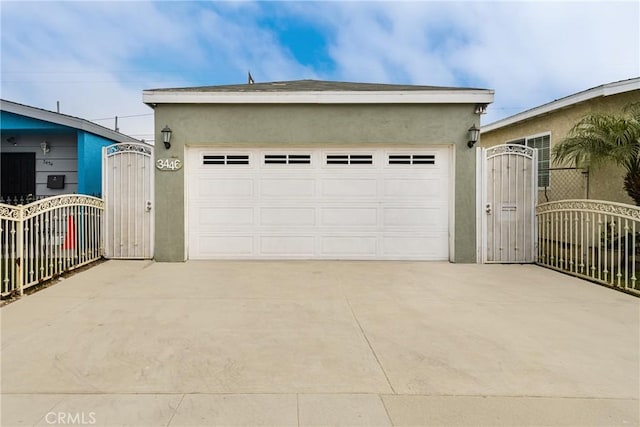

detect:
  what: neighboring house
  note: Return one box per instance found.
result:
[481,77,640,204]
[0,99,142,200]
[143,79,494,262]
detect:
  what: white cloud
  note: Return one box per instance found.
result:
[454,1,640,123]
[291,2,463,84]
[284,1,639,124]
[1,0,638,140]
[187,5,317,83]
[2,59,157,141]
[0,1,196,141]
[0,1,320,140]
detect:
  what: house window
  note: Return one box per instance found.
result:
[509,134,550,187]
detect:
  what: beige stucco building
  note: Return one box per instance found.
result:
[481,78,640,205]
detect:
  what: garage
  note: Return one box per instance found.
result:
[187,147,451,260]
[144,79,494,262]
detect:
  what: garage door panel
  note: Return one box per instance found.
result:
[383,207,449,228]
[198,207,254,226]
[383,178,445,199]
[320,207,378,227]
[260,207,315,226]
[383,234,448,258]
[321,179,378,198]
[197,178,254,198]
[260,178,315,198]
[321,236,378,256]
[194,235,254,257]
[260,236,315,256]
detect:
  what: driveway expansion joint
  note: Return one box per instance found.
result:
[344,295,396,395]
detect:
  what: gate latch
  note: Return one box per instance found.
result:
[485,203,492,214]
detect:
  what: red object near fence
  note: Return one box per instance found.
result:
[62,215,76,250]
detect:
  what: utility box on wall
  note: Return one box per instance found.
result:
[47,175,65,189]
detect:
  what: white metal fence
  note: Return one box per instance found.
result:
[0,195,104,297]
[537,200,640,296]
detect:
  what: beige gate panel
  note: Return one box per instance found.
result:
[102,143,154,259]
[480,144,537,263]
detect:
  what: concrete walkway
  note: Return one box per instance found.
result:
[1,260,638,426]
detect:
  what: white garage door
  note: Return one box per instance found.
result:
[187,147,451,260]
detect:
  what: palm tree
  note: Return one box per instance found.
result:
[553,102,640,205]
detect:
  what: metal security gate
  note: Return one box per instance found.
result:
[102,143,154,259]
[478,144,537,263]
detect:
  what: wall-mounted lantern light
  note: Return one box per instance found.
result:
[40,141,50,155]
[475,104,488,114]
[467,124,480,148]
[161,125,172,149]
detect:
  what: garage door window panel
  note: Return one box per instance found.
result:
[263,153,312,165]
[388,153,436,166]
[202,154,250,166]
[325,153,374,166]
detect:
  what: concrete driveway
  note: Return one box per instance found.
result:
[1,260,638,426]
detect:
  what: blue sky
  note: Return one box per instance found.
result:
[1,1,638,143]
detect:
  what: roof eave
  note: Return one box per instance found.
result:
[143,90,495,106]
[1,99,142,144]
[482,77,640,133]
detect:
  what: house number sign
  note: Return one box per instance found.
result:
[156,158,182,171]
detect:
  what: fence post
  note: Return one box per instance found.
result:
[16,204,24,296]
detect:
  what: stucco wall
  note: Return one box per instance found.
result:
[153,103,481,262]
[481,90,638,204]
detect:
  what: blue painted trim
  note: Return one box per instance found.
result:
[1,111,68,131]
[77,131,112,197]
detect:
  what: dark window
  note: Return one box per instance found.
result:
[326,154,373,165]
[264,154,311,165]
[389,154,435,165]
[389,155,411,164]
[265,154,287,164]
[203,155,225,165]
[327,154,349,164]
[1,152,36,199]
[349,155,373,164]
[412,154,435,165]
[227,155,249,165]
[288,154,311,164]
[203,154,249,165]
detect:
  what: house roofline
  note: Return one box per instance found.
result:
[143,89,495,106]
[481,77,640,133]
[1,99,143,144]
